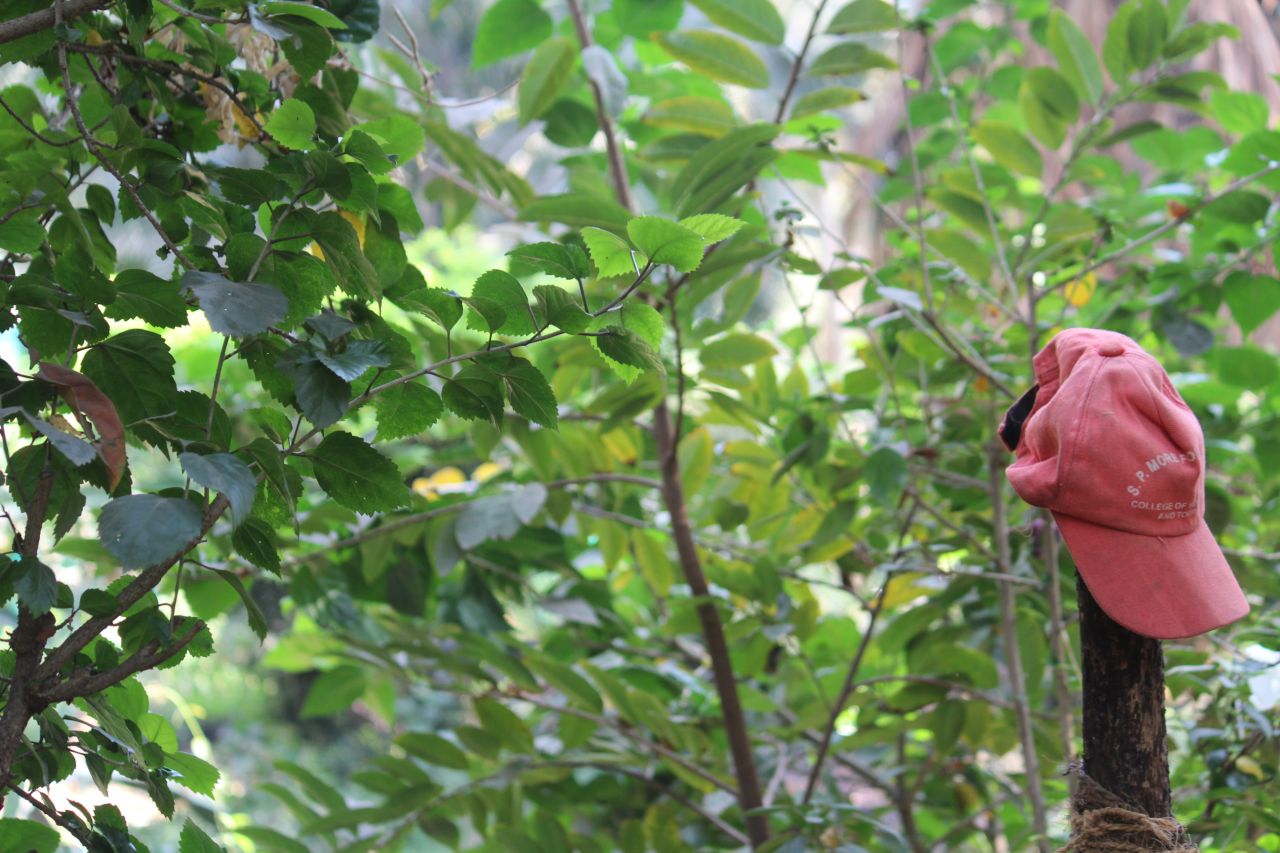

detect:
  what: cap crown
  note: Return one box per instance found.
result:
[1006,330,1205,537]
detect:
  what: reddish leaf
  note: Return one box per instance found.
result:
[37,362,127,489]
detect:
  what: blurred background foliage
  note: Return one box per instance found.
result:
[1,0,1280,851]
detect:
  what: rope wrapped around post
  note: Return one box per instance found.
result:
[1059,765,1198,853]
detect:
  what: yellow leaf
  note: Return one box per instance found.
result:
[85,29,104,46]
[472,462,504,483]
[1236,756,1265,780]
[1064,271,1097,307]
[601,428,638,466]
[412,466,467,499]
[878,572,931,609]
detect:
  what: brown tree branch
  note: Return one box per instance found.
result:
[38,620,203,704]
[564,1,768,846]
[0,0,109,46]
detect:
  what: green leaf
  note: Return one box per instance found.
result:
[209,568,269,641]
[582,227,639,278]
[865,446,907,504]
[99,495,204,569]
[1126,0,1167,71]
[0,213,45,253]
[501,358,558,428]
[533,285,590,333]
[456,483,547,549]
[596,327,664,374]
[312,431,410,513]
[315,339,391,381]
[0,819,61,853]
[168,754,221,798]
[806,42,897,76]
[182,271,290,338]
[1223,272,1280,335]
[1215,345,1279,388]
[265,98,316,150]
[518,37,577,125]
[280,354,351,429]
[311,211,378,299]
[593,302,666,382]
[520,193,632,233]
[971,121,1043,177]
[357,114,426,162]
[23,413,96,467]
[108,270,188,328]
[672,124,779,216]
[375,381,443,440]
[233,518,282,575]
[614,0,682,35]
[475,697,534,752]
[1102,2,1135,82]
[180,452,256,527]
[1019,66,1079,149]
[688,0,784,44]
[644,96,736,136]
[328,0,380,41]
[1210,90,1268,135]
[472,0,552,67]
[678,213,746,243]
[301,665,366,717]
[827,0,896,33]
[654,30,770,89]
[396,732,469,769]
[507,242,591,281]
[391,286,463,331]
[1048,9,1104,105]
[701,332,777,369]
[13,557,57,616]
[443,365,505,423]
[260,1,348,29]
[627,217,705,273]
[81,330,179,429]
[469,270,534,335]
[790,86,865,118]
[179,820,225,853]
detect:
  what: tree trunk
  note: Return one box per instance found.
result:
[1077,576,1172,816]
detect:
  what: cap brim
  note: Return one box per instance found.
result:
[1052,512,1249,639]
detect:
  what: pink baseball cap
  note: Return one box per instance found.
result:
[999,328,1248,639]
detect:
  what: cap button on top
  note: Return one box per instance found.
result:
[1097,341,1126,357]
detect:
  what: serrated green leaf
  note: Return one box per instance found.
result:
[311,432,410,513]
[533,285,591,333]
[80,330,179,429]
[520,193,632,233]
[179,819,225,853]
[209,568,269,641]
[99,495,203,569]
[108,270,188,328]
[0,819,60,853]
[501,358,558,428]
[265,99,316,150]
[232,518,281,575]
[627,217,704,273]
[678,213,746,243]
[375,381,443,440]
[13,557,56,616]
[315,339,391,381]
[506,242,591,280]
[596,327,664,374]
[469,270,534,335]
[582,227,639,278]
[180,452,256,527]
[442,365,505,424]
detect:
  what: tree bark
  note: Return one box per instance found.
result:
[1077,576,1172,816]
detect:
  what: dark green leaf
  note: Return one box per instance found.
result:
[865,446,907,504]
[80,330,179,428]
[596,327,664,373]
[468,270,534,335]
[501,358,558,428]
[107,270,188,328]
[533,285,590,333]
[99,495,203,569]
[300,665,366,717]
[233,518,282,575]
[209,568,269,641]
[180,452,256,527]
[442,365,505,424]
[396,732,469,769]
[13,557,57,616]
[311,431,410,513]
[375,381,443,440]
[315,339,391,381]
[506,242,591,281]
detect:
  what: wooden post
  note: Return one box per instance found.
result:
[1077,576,1172,816]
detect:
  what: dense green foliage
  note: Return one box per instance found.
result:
[0,0,1278,850]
